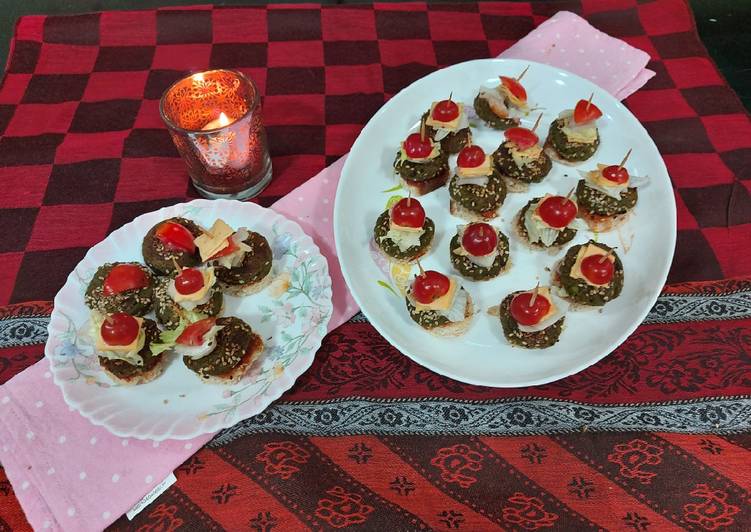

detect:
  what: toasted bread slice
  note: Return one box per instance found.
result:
[400,167,450,196]
[449,200,498,223]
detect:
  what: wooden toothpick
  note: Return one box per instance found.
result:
[172,258,182,272]
[416,259,426,277]
[529,282,540,306]
[598,249,615,264]
[618,149,633,171]
[531,113,543,133]
[585,93,594,110]
[565,187,576,201]
[517,65,530,82]
[407,190,412,207]
[420,119,426,142]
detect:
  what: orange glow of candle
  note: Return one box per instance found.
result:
[202,112,231,131]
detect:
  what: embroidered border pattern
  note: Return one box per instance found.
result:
[210,396,751,444]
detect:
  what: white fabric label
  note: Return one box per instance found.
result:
[126,473,177,520]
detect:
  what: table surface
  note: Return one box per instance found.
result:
[0,1,750,531]
[2,0,750,112]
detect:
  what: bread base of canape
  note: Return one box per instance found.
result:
[425,294,474,338]
[219,269,273,297]
[102,357,166,386]
[543,141,597,167]
[399,167,450,196]
[501,176,530,193]
[376,240,433,265]
[578,207,631,233]
[449,200,498,222]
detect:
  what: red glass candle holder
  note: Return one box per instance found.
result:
[160,69,272,200]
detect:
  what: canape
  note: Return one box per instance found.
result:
[448,144,507,221]
[94,312,165,385]
[142,217,202,275]
[576,151,645,232]
[85,262,153,316]
[498,286,565,349]
[405,268,473,336]
[555,240,624,307]
[516,194,578,250]
[545,96,602,164]
[393,132,450,196]
[198,219,273,296]
[153,266,223,330]
[177,316,264,384]
[492,119,552,192]
[473,73,529,130]
[374,197,435,264]
[449,222,510,281]
[421,97,471,154]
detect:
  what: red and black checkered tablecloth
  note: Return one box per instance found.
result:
[1,1,751,530]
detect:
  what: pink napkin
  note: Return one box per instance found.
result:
[500,11,655,100]
[0,12,654,531]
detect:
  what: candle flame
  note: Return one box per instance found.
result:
[218,112,230,127]
[193,72,204,83]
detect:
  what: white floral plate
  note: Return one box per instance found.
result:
[335,58,676,387]
[46,199,332,440]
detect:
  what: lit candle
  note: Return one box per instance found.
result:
[202,112,231,131]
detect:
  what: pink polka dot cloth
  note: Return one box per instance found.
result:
[0,12,654,532]
[500,10,655,100]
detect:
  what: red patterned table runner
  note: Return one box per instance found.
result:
[1,0,750,530]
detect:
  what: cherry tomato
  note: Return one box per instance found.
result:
[457,145,486,168]
[102,264,149,296]
[176,318,216,346]
[155,221,196,253]
[412,270,451,305]
[174,268,205,295]
[581,254,614,285]
[403,133,433,159]
[537,196,578,229]
[602,165,629,184]
[500,76,527,102]
[573,99,602,124]
[510,292,551,326]
[432,99,460,122]
[100,312,140,346]
[391,198,425,229]
[209,237,239,259]
[504,127,538,151]
[462,223,498,256]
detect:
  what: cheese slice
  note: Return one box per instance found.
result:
[195,219,234,261]
[389,210,424,233]
[413,277,458,312]
[516,287,558,323]
[516,288,568,333]
[425,102,464,130]
[559,110,598,144]
[569,243,615,286]
[509,143,543,169]
[457,155,492,178]
[590,163,630,189]
[399,142,440,163]
[96,316,144,352]
[168,268,216,309]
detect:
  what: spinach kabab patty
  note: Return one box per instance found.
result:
[499,292,564,349]
[99,319,162,380]
[473,94,518,130]
[153,276,223,330]
[576,179,638,217]
[557,241,624,306]
[213,231,273,291]
[546,119,600,162]
[448,170,507,215]
[142,217,202,275]
[183,316,262,379]
[449,233,509,281]
[374,210,435,262]
[85,262,153,316]
[420,111,471,154]
[393,149,449,183]
[493,142,552,184]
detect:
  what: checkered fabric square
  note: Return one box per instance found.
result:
[0,0,749,304]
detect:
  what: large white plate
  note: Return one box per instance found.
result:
[46,199,332,440]
[334,58,675,387]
